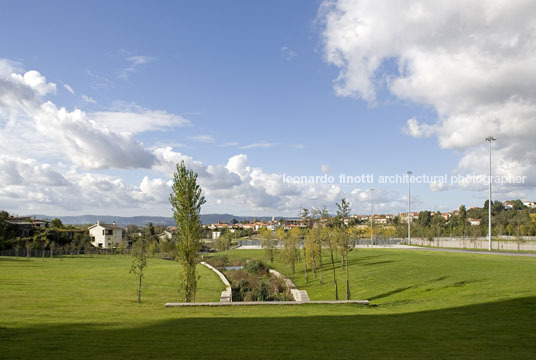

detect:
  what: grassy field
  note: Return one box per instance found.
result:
[1,249,535,359]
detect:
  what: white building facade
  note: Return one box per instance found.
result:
[88,221,124,249]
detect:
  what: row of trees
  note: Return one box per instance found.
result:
[259,199,363,300]
[392,202,536,239]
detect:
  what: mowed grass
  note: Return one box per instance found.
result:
[218,248,536,313]
[0,250,535,359]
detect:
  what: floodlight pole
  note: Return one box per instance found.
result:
[370,188,374,243]
[485,136,496,251]
[407,170,413,245]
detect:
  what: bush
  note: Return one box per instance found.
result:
[224,259,293,302]
[243,259,267,275]
[206,256,228,269]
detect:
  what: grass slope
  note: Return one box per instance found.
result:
[1,250,535,359]
[218,249,536,313]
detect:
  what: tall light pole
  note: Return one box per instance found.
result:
[485,136,496,251]
[370,188,374,243]
[407,170,413,245]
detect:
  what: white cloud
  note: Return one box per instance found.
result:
[189,135,215,143]
[85,69,114,88]
[429,181,449,192]
[10,70,56,96]
[81,94,96,104]
[320,0,536,191]
[0,60,195,170]
[281,46,297,61]
[239,141,275,149]
[153,147,241,190]
[219,141,239,147]
[119,55,155,79]
[0,57,410,215]
[0,156,69,186]
[89,104,190,135]
[64,84,75,94]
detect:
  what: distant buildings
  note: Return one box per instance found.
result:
[5,216,50,238]
[523,201,536,209]
[468,218,481,226]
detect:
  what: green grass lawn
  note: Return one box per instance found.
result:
[216,249,536,313]
[1,250,535,359]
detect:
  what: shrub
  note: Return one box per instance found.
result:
[206,255,228,269]
[244,259,267,275]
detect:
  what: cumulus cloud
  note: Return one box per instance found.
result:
[10,70,56,96]
[0,57,409,215]
[0,169,173,214]
[0,59,191,170]
[34,102,155,169]
[0,156,69,186]
[153,148,405,214]
[320,0,536,191]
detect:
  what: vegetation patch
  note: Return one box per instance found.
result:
[206,256,293,301]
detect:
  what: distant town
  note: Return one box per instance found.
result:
[1,199,535,255]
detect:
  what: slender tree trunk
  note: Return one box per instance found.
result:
[345,248,351,300]
[138,275,142,303]
[304,246,308,282]
[319,247,323,285]
[328,242,338,300]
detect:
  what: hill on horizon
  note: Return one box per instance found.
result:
[27,214,287,227]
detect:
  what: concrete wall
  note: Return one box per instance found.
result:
[200,262,232,302]
[409,237,536,251]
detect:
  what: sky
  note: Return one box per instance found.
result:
[1,0,535,217]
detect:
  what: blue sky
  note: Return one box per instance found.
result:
[1,0,534,217]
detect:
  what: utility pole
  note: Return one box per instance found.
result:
[485,136,496,251]
[407,170,413,245]
[370,188,374,243]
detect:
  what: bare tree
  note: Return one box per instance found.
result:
[130,236,148,303]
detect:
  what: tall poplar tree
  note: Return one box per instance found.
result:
[169,161,206,302]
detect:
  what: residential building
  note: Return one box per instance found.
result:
[88,221,124,249]
[5,216,50,238]
[468,218,481,226]
[523,200,536,209]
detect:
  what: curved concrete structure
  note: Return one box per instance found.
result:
[269,269,310,302]
[200,261,232,302]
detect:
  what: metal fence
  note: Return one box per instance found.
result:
[237,238,403,248]
[0,248,132,257]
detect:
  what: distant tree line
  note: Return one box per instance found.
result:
[391,201,536,239]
